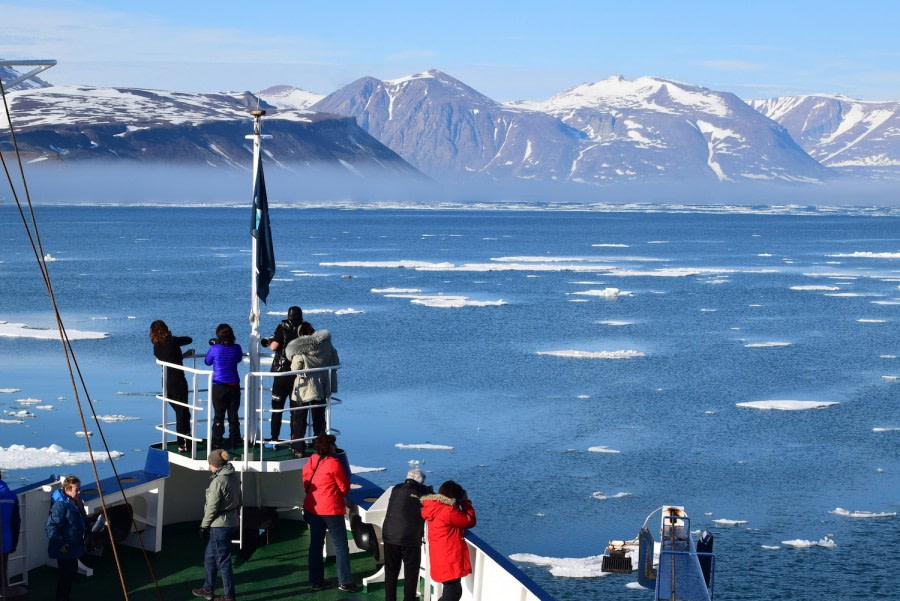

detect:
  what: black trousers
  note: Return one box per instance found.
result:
[269,374,294,439]
[295,399,326,449]
[438,578,462,601]
[211,384,241,449]
[166,377,191,448]
[56,557,78,601]
[383,542,421,601]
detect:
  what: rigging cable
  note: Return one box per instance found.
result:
[0,75,164,600]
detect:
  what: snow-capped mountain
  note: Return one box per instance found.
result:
[512,75,830,184]
[257,85,324,110]
[311,70,587,181]
[0,85,418,175]
[0,65,53,91]
[749,95,900,180]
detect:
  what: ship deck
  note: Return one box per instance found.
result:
[25,519,389,600]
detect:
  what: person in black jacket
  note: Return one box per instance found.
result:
[381,469,433,601]
[263,306,303,442]
[150,320,194,452]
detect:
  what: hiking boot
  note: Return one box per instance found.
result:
[311,580,333,591]
[191,587,214,600]
[338,583,361,592]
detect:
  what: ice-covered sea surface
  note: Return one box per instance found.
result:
[1,205,898,601]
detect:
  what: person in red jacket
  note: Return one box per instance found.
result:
[420,480,476,601]
[301,434,360,593]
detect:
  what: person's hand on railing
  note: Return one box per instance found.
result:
[183,348,195,358]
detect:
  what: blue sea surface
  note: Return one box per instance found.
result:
[1,205,898,600]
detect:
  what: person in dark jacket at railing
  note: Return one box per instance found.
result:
[285,326,339,457]
[1,469,22,596]
[205,323,243,450]
[262,306,303,442]
[150,320,194,452]
[45,475,86,601]
[382,468,433,601]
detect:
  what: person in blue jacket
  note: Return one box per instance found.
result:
[205,323,244,450]
[1,469,22,595]
[45,475,86,601]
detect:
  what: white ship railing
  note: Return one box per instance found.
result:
[154,355,340,465]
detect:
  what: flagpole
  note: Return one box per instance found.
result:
[246,109,271,444]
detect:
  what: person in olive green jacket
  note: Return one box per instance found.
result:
[192,450,242,601]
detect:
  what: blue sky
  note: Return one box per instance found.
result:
[3,0,900,101]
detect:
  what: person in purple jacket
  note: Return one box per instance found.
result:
[205,323,243,450]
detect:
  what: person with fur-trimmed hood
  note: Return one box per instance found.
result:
[420,480,476,601]
[284,325,339,456]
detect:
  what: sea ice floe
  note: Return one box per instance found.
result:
[882,375,898,381]
[75,431,93,437]
[571,288,633,298]
[858,319,887,323]
[736,400,839,411]
[871,300,900,305]
[596,320,636,326]
[828,252,900,259]
[537,350,645,360]
[873,427,900,432]
[509,553,610,578]
[0,419,24,424]
[96,415,141,422]
[3,410,34,418]
[395,443,454,451]
[35,405,56,411]
[830,507,896,518]
[744,342,791,348]
[0,321,107,340]
[15,398,42,405]
[591,491,631,500]
[349,465,386,474]
[790,285,840,291]
[588,446,621,454]
[371,288,422,294]
[304,308,365,315]
[781,537,836,549]
[760,545,781,550]
[0,388,22,394]
[591,244,630,248]
[0,444,123,468]
[712,518,748,526]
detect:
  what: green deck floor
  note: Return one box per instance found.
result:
[25,520,391,600]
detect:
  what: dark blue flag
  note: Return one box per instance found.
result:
[252,158,275,303]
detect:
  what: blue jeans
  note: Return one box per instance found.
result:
[304,511,351,586]
[204,526,236,599]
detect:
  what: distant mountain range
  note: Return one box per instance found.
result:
[3,66,899,189]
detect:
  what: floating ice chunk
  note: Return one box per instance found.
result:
[0,322,107,340]
[509,553,610,578]
[0,419,24,424]
[406,295,506,308]
[737,400,838,411]
[572,288,633,298]
[781,537,836,549]
[713,518,748,526]
[873,427,900,432]
[395,443,454,451]
[96,415,141,422]
[371,287,422,294]
[591,491,630,500]
[0,388,21,394]
[872,300,900,305]
[304,307,364,315]
[882,375,898,381]
[626,581,644,589]
[350,464,386,474]
[0,444,122,468]
[537,350,645,360]
[4,410,34,418]
[831,507,896,518]
[744,342,791,348]
[858,319,887,323]
[828,252,900,259]
[588,446,621,454]
[596,320,636,326]
[881,355,897,359]
[790,285,840,291]
[35,405,56,410]
[591,244,630,248]
[760,545,781,550]
[15,398,42,405]
[75,431,93,437]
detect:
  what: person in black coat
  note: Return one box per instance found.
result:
[150,320,194,452]
[263,306,304,442]
[381,469,433,601]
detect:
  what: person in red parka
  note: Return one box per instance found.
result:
[420,480,476,601]
[301,434,360,593]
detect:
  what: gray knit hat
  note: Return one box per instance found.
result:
[406,468,425,484]
[208,449,230,468]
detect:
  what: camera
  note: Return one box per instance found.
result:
[208,338,217,346]
[260,337,272,347]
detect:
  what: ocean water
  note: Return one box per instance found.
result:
[1,205,898,600]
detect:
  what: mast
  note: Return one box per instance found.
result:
[246,109,272,443]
